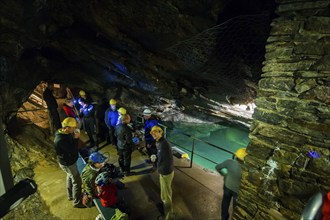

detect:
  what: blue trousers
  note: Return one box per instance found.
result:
[221,185,237,220]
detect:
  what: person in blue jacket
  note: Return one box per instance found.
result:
[143,108,159,167]
[104,99,119,146]
[79,98,98,148]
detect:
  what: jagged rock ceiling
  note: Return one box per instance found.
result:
[0,0,276,125]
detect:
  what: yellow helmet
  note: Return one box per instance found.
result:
[235,148,247,160]
[109,99,117,105]
[61,117,77,128]
[118,107,127,115]
[79,90,86,96]
[150,125,163,134]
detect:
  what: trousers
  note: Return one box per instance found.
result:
[59,161,82,206]
[160,171,174,220]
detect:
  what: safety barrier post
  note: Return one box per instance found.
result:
[190,139,195,168]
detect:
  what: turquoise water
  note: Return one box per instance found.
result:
[166,123,249,171]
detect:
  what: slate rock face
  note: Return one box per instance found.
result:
[236,0,330,219]
[0,0,275,126]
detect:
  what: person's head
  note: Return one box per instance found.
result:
[109,99,117,110]
[143,108,152,119]
[79,90,86,98]
[65,98,74,107]
[235,148,247,162]
[61,117,77,133]
[88,152,108,169]
[150,125,163,141]
[118,107,127,115]
[95,172,112,186]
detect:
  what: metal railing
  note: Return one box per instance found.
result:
[168,129,235,168]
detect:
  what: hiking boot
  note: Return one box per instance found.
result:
[68,197,73,201]
[124,171,136,177]
[73,203,87,208]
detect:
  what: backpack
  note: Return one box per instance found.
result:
[95,183,118,207]
[99,163,120,178]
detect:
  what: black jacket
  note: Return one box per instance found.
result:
[54,129,79,166]
[115,124,133,150]
[156,137,174,175]
[43,88,58,109]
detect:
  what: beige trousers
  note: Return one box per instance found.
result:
[160,171,174,220]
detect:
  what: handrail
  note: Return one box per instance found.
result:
[173,129,235,156]
[168,128,235,169]
[169,141,219,163]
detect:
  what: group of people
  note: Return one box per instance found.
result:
[46,85,249,219]
[54,116,175,219]
[53,92,175,219]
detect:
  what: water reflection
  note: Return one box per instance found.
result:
[167,123,249,171]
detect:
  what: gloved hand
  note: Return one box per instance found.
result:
[73,129,80,139]
[150,154,157,163]
[220,168,228,176]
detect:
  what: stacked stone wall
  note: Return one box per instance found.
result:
[235,0,330,219]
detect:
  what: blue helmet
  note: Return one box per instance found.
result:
[89,152,107,163]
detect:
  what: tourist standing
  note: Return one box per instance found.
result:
[215,148,247,220]
[115,114,134,176]
[150,126,174,220]
[54,117,85,208]
[78,98,98,148]
[105,99,119,145]
[42,82,61,134]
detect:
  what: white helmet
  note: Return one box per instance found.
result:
[143,108,152,116]
[95,172,111,186]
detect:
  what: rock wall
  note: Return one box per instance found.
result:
[2,122,58,220]
[236,0,330,219]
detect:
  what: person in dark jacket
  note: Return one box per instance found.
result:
[215,148,247,220]
[104,99,119,146]
[78,98,98,148]
[143,108,159,166]
[42,82,61,134]
[95,98,109,144]
[115,114,134,176]
[150,125,174,220]
[54,117,85,208]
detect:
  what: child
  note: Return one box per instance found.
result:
[95,171,118,207]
